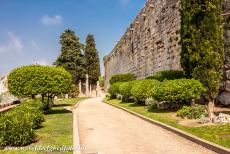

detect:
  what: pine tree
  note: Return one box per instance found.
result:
[54,29,86,84]
[181,0,224,119]
[84,34,101,84]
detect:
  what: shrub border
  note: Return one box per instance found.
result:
[103,100,230,154]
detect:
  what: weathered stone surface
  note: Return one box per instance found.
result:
[104,0,181,89]
[219,92,230,106]
[157,101,171,110]
[220,81,230,92]
[226,70,230,80]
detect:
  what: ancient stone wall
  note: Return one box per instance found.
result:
[104,0,230,106]
[104,0,181,89]
[219,0,230,106]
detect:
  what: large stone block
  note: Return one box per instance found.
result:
[220,81,230,92]
[226,70,230,80]
[219,92,230,106]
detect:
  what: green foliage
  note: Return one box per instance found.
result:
[8,65,72,105]
[119,81,134,102]
[85,34,101,84]
[0,100,44,147]
[108,82,123,99]
[54,29,86,83]
[146,70,185,81]
[181,0,224,101]
[69,84,79,98]
[131,79,160,103]
[99,76,104,88]
[145,98,158,110]
[156,79,206,104]
[177,105,208,119]
[109,73,136,85]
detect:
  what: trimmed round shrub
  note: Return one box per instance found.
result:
[0,111,35,147]
[146,70,185,81]
[8,65,72,105]
[0,100,45,148]
[177,105,208,119]
[119,81,134,102]
[156,79,206,104]
[108,82,123,99]
[131,79,160,103]
[109,73,135,85]
[17,100,45,129]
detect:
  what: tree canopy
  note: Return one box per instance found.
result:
[8,65,72,104]
[181,0,224,118]
[54,29,86,83]
[85,34,101,84]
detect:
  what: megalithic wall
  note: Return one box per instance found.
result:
[104,0,181,90]
[104,0,230,105]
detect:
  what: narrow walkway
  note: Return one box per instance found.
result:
[75,97,216,154]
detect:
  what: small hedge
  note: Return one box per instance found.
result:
[177,105,208,119]
[108,82,123,99]
[108,78,205,106]
[0,100,44,148]
[146,70,185,81]
[109,73,135,85]
[156,79,205,104]
[131,79,160,103]
[119,81,134,102]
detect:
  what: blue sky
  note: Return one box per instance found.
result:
[0,0,146,76]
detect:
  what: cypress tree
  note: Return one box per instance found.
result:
[54,29,86,84]
[85,34,101,84]
[181,0,224,119]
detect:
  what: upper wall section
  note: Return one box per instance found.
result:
[104,0,181,89]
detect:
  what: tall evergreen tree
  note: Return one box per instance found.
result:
[85,34,101,84]
[181,0,224,119]
[54,29,85,84]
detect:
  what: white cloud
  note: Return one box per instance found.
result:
[0,32,23,54]
[31,40,39,48]
[33,59,49,66]
[40,15,62,26]
[119,0,130,7]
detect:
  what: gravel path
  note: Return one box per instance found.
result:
[75,97,216,154]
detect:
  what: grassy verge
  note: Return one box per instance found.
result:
[2,98,86,154]
[105,98,230,148]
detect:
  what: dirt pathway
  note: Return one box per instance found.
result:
[75,97,216,154]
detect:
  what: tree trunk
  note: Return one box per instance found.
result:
[41,94,44,103]
[208,99,215,120]
[32,95,35,100]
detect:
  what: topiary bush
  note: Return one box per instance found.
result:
[17,100,45,129]
[8,65,72,107]
[146,70,185,81]
[156,79,206,104]
[109,73,135,85]
[108,82,123,99]
[177,105,208,119]
[0,100,44,148]
[0,112,35,148]
[131,79,160,103]
[119,81,134,102]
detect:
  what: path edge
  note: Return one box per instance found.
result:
[72,100,82,154]
[103,99,230,154]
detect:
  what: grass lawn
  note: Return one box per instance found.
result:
[1,98,86,154]
[105,98,230,148]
